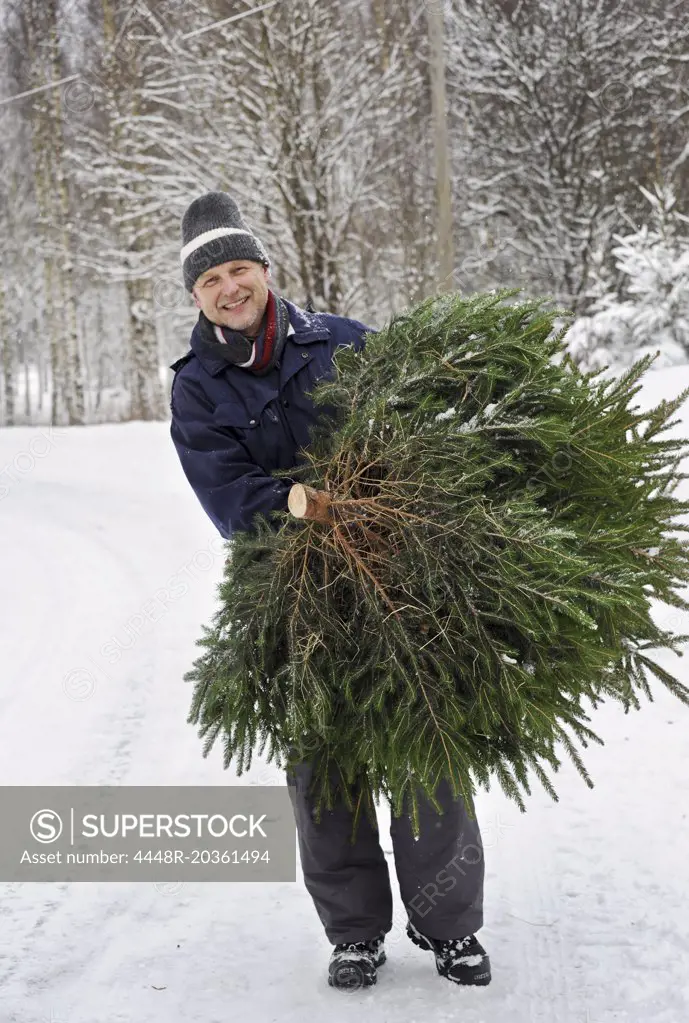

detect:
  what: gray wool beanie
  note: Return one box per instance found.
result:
[180,191,270,292]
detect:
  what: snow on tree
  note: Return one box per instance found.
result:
[566,182,689,374]
[2,0,86,425]
[116,0,428,323]
[444,0,689,310]
[68,0,172,421]
[2,0,689,425]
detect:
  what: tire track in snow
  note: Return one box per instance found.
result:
[0,480,158,1001]
[28,481,156,785]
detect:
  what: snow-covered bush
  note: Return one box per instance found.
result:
[566,183,689,375]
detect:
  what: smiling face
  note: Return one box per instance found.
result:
[192,259,271,337]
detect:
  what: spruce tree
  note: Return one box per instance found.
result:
[185,289,689,839]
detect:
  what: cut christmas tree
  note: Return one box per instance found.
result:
[185,288,689,839]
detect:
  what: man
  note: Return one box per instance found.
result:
[169,191,491,991]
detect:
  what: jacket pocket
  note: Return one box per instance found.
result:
[213,401,260,431]
[213,400,287,472]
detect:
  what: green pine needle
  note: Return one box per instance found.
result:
[183,289,689,838]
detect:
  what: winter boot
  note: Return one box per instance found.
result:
[406,918,491,985]
[328,936,386,990]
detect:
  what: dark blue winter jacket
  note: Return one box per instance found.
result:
[169,299,375,539]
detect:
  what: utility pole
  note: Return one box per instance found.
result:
[426,5,454,294]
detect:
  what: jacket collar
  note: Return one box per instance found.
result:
[189,297,331,377]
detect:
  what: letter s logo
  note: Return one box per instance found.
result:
[30,809,64,844]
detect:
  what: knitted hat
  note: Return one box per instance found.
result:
[180,191,270,292]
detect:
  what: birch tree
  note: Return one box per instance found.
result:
[69,0,170,420]
[2,0,86,424]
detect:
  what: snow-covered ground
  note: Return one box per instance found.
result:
[1,364,689,1023]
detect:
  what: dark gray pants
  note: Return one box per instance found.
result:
[286,759,485,945]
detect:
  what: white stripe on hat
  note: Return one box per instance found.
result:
[180,226,258,264]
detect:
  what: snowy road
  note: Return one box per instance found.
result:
[1,371,688,1023]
